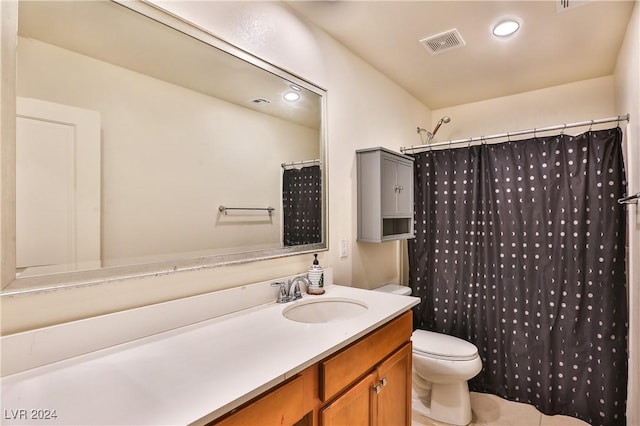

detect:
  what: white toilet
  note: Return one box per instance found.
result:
[374,284,482,426]
[411,330,482,425]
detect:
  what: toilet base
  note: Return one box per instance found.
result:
[412,381,473,426]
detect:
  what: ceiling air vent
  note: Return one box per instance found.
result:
[419,29,465,55]
[251,98,271,104]
[557,0,593,13]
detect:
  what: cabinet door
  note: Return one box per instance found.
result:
[321,372,376,426]
[394,161,413,216]
[380,156,399,216]
[375,343,412,426]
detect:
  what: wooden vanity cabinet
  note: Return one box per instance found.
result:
[320,312,412,426]
[209,311,412,426]
[321,343,411,426]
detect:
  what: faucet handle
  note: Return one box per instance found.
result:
[288,278,303,300]
[271,281,289,303]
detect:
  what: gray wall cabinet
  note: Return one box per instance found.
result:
[356,147,414,242]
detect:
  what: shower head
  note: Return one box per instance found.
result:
[428,116,451,142]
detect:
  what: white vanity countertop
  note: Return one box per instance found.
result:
[0,285,419,425]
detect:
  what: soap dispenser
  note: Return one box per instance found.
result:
[307,254,325,295]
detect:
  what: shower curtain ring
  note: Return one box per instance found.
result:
[589,120,594,131]
[507,132,511,143]
[561,124,566,135]
[534,128,537,139]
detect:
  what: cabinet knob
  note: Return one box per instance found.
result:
[380,377,388,387]
[373,383,382,394]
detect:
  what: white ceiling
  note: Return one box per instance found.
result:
[286,0,636,110]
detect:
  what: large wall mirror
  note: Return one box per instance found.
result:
[2,0,327,294]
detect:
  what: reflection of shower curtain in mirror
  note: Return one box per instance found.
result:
[283,165,321,246]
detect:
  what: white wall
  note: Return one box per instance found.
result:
[17,37,318,263]
[430,76,617,143]
[614,2,639,424]
[1,1,429,333]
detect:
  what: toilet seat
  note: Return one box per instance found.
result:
[412,330,479,361]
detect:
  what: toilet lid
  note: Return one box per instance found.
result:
[374,284,412,296]
[412,330,479,361]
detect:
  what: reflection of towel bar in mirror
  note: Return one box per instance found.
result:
[218,206,275,216]
[281,159,320,169]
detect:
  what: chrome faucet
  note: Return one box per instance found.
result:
[287,275,310,300]
[271,275,311,303]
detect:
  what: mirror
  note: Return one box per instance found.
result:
[3,0,326,294]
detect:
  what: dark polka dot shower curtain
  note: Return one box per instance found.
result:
[408,128,628,426]
[283,165,321,246]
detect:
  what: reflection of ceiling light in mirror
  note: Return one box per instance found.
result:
[284,91,301,102]
[493,20,520,37]
[290,84,301,91]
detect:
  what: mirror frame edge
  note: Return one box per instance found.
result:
[0,0,329,296]
[0,0,17,292]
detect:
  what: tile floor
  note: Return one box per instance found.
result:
[412,392,589,426]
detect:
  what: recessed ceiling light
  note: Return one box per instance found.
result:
[290,84,301,91]
[493,20,520,37]
[283,91,300,102]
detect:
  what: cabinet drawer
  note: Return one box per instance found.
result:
[320,311,412,402]
[213,375,304,426]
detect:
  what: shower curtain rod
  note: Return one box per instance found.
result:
[281,159,321,168]
[400,114,630,154]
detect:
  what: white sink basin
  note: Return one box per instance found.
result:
[282,297,368,323]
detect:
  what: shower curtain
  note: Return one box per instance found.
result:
[408,128,628,426]
[282,165,321,246]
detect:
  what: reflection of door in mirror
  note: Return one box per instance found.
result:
[16,97,101,273]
